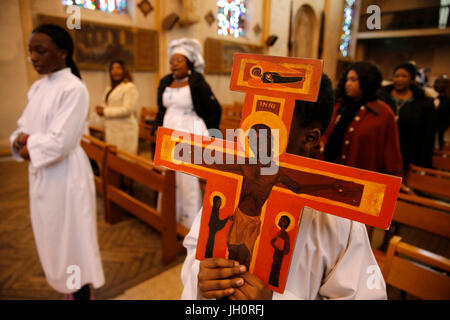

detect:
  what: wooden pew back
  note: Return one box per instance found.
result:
[138,122,156,157]
[103,147,188,264]
[382,236,450,300]
[81,135,107,195]
[406,164,450,200]
[138,107,157,158]
[371,192,450,267]
[393,193,450,239]
[219,102,243,138]
[140,106,157,124]
[433,150,450,171]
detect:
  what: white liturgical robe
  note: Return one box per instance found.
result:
[10,68,105,293]
[181,206,387,300]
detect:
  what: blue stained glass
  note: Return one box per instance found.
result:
[339,0,355,57]
[217,0,246,38]
[62,0,127,14]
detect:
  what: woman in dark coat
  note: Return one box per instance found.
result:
[378,62,437,169]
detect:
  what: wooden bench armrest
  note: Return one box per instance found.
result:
[386,236,450,273]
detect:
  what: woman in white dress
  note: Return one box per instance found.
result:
[96,59,139,155]
[10,24,104,300]
[154,38,222,228]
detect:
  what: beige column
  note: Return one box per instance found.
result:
[321,0,345,85]
[19,0,39,86]
[155,0,164,88]
[262,0,271,53]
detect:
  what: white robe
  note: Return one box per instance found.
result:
[10,68,105,293]
[102,81,139,155]
[181,206,387,300]
[161,85,208,229]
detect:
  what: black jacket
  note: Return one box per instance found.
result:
[154,71,222,133]
[378,84,436,169]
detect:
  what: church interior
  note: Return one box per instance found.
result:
[0,0,449,300]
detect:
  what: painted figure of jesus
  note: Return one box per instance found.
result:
[222,123,362,268]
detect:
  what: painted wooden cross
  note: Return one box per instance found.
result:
[154,53,402,293]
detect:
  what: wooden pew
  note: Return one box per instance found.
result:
[140,106,157,124]
[80,135,108,196]
[382,235,450,300]
[139,107,157,158]
[138,122,157,158]
[433,150,450,171]
[219,102,243,138]
[443,140,450,153]
[103,146,188,265]
[88,125,105,141]
[406,164,450,201]
[372,193,450,268]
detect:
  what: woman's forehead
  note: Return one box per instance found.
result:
[29,32,55,47]
[170,53,186,61]
[347,69,358,78]
[394,68,410,76]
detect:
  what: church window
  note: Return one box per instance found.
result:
[217,0,247,38]
[339,0,355,57]
[62,0,128,14]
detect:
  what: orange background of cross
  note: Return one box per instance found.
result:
[154,53,402,293]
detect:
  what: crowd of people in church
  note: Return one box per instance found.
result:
[9,23,449,300]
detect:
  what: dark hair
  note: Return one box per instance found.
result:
[335,61,382,103]
[32,24,81,79]
[394,62,417,80]
[109,59,133,86]
[292,73,334,132]
[184,56,194,71]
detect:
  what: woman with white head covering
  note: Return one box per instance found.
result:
[154,38,222,229]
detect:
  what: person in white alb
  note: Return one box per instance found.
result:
[10,24,104,300]
[180,75,387,300]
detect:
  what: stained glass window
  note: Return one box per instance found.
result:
[339,0,355,57]
[217,0,247,38]
[62,0,128,14]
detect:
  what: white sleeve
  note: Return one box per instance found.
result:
[9,116,26,162]
[180,209,210,300]
[318,221,387,300]
[9,81,40,162]
[26,85,89,169]
[103,83,139,119]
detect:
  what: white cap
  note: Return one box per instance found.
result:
[168,38,205,73]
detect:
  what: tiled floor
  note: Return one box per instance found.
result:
[113,263,184,300]
[0,158,185,300]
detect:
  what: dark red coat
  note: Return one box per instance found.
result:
[319,100,403,177]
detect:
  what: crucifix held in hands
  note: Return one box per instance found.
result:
[154,53,401,293]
